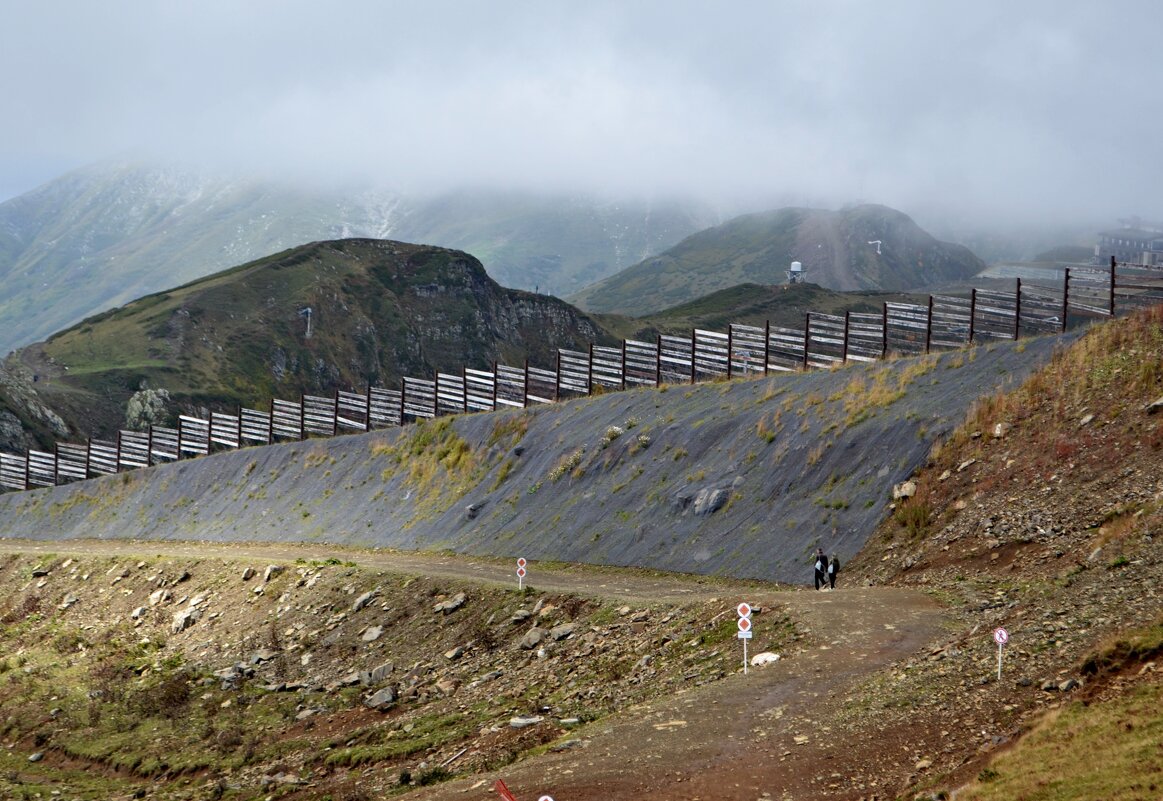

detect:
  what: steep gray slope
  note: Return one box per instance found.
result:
[0,333,1075,583]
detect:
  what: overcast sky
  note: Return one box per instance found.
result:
[2,1,1160,226]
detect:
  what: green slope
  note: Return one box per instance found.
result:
[569,204,985,315]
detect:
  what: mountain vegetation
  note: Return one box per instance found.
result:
[6,239,615,438]
[0,309,1158,800]
[568,204,986,315]
[0,160,716,353]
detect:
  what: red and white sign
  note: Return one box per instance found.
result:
[737,602,752,619]
[993,627,1009,646]
[517,557,527,568]
[737,616,753,639]
[516,566,527,578]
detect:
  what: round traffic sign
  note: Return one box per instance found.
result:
[737,616,752,633]
[516,566,526,578]
[737,602,752,618]
[993,627,1009,645]
[517,557,527,568]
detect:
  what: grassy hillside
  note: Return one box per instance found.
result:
[0,160,714,354]
[14,239,615,436]
[569,204,985,315]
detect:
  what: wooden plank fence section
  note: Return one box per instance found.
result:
[402,377,437,420]
[150,427,180,462]
[885,302,929,355]
[88,439,119,476]
[0,452,26,490]
[118,431,150,470]
[27,450,56,488]
[337,390,371,431]
[526,365,557,405]
[369,387,403,427]
[493,365,526,409]
[271,399,303,441]
[846,312,884,362]
[436,373,467,416]
[463,369,495,412]
[240,409,272,444]
[303,395,338,436]
[56,443,88,484]
[658,335,694,384]
[767,325,806,372]
[693,329,729,380]
[556,349,590,397]
[7,260,1163,495]
[590,345,624,389]
[806,313,846,368]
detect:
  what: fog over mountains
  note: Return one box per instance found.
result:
[0,161,718,354]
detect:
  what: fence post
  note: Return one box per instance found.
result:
[433,373,441,417]
[881,302,888,359]
[22,450,29,491]
[299,395,307,440]
[399,378,406,424]
[1062,268,1070,331]
[689,330,696,384]
[146,426,154,467]
[1013,278,1022,340]
[727,325,734,379]
[555,351,563,400]
[843,311,851,362]
[177,417,185,459]
[462,366,470,412]
[523,359,530,408]
[55,444,63,485]
[763,320,770,375]
[655,334,662,386]
[925,297,933,353]
[365,385,374,429]
[331,391,339,435]
[115,430,123,472]
[1110,256,1117,316]
[237,405,244,446]
[968,289,977,343]
[268,399,275,443]
[492,362,500,407]
[802,313,811,369]
[587,346,595,393]
[85,438,93,478]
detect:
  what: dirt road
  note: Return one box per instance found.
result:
[0,538,944,800]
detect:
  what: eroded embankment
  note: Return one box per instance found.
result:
[0,333,1076,582]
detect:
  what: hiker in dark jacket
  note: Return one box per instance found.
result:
[828,553,840,589]
[814,548,827,590]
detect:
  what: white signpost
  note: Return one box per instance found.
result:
[517,558,527,591]
[993,627,1009,680]
[737,602,753,674]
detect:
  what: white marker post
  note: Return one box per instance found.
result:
[993,627,1009,681]
[516,557,527,591]
[737,602,753,675]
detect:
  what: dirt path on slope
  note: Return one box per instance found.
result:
[0,539,944,800]
[405,586,942,801]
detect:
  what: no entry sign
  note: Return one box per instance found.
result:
[993,627,1009,646]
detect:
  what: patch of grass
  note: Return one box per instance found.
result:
[955,682,1163,801]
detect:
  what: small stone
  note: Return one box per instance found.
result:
[1144,396,1163,414]
[509,715,543,729]
[361,626,384,643]
[519,628,547,650]
[171,607,201,634]
[365,687,397,710]
[750,652,781,667]
[1058,678,1079,692]
[148,588,170,606]
[956,458,976,473]
[263,565,284,582]
[370,662,394,683]
[550,623,576,641]
[992,422,1010,438]
[510,609,532,624]
[915,758,932,770]
[444,645,466,660]
[28,752,43,763]
[241,567,256,581]
[130,606,146,620]
[352,590,377,613]
[1079,413,1095,426]
[892,481,917,500]
[938,470,952,482]
[434,592,467,614]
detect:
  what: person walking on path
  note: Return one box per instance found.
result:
[814,548,827,590]
[828,553,840,589]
